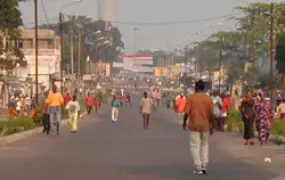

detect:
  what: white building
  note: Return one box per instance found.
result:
[17,29,60,88]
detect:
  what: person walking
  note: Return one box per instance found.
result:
[176,94,187,124]
[255,92,273,146]
[85,92,94,115]
[64,92,72,106]
[46,85,64,135]
[183,80,214,175]
[40,91,50,135]
[166,95,172,109]
[65,95,81,133]
[125,93,132,108]
[221,93,230,132]
[239,91,255,145]
[140,92,156,130]
[211,90,223,131]
[111,95,120,123]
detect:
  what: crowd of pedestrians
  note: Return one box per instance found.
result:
[8,94,35,119]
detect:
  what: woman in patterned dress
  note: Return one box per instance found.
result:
[255,92,273,146]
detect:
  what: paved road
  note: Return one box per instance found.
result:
[1,94,285,180]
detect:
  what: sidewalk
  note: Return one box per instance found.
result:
[212,132,285,165]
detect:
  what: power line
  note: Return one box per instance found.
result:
[40,0,53,29]
[23,17,58,27]
[23,12,242,28]
[112,13,243,26]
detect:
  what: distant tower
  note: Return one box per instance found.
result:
[97,0,117,24]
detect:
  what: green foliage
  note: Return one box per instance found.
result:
[0,0,25,69]
[227,110,244,132]
[38,17,124,74]
[271,119,285,136]
[0,117,36,136]
[33,105,43,126]
[275,32,285,74]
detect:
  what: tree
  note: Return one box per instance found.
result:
[39,16,124,74]
[0,0,26,71]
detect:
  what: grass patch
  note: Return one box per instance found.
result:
[0,116,37,136]
[271,119,285,136]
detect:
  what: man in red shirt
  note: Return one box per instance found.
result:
[64,92,72,106]
[125,93,132,108]
[85,92,94,115]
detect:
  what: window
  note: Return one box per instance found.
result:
[17,41,23,48]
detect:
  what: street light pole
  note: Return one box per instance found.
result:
[59,12,64,93]
[70,22,74,75]
[132,26,139,54]
[269,3,274,104]
[34,0,39,104]
[59,0,83,93]
[78,29,81,77]
[218,47,222,94]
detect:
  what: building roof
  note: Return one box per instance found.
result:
[20,29,59,39]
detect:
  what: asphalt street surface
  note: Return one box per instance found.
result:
[1,93,285,180]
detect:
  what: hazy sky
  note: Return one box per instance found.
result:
[19,0,276,54]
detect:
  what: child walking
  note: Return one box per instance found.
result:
[65,95,80,133]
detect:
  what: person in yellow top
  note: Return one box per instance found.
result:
[46,84,64,135]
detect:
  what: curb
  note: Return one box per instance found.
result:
[0,112,87,147]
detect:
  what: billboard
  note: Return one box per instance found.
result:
[122,55,153,65]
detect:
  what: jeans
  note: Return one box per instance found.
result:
[49,106,61,134]
[190,131,209,171]
[42,114,50,134]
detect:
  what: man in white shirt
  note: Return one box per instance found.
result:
[65,95,80,133]
[140,92,156,129]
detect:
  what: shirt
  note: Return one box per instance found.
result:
[64,95,72,106]
[46,92,64,107]
[185,92,214,131]
[176,97,187,113]
[126,95,131,102]
[65,100,80,116]
[240,99,255,117]
[212,96,223,116]
[16,101,22,111]
[140,97,154,114]
[40,98,49,114]
[85,96,94,106]
[222,98,230,113]
[112,99,121,107]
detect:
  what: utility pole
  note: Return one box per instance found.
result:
[70,23,74,75]
[250,9,255,67]
[34,0,39,104]
[269,3,274,104]
[78,29,81,77]
[218,47,222,94]
[194,46,197,79]
[59,13,64,93]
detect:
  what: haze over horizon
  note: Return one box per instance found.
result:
[19,0,279,54]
